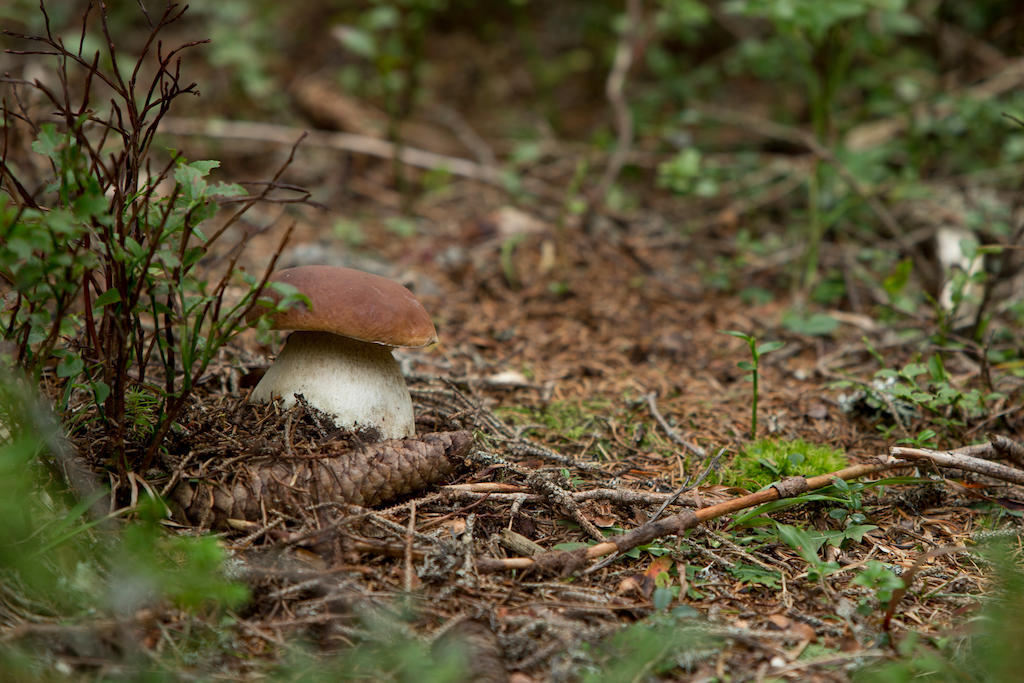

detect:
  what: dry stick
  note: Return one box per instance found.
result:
[441,485,718,507]
[476,460,897,573]
[404,502,416,593]
[992,434,1024,469]
[648,448,722,523]
[644,391,706,457]
[589,0,641,208]
[890,446,1024,486]
[157,117,503,186]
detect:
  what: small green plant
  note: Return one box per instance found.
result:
[844,353,1003,442]
[719,437,846,491]
[855,541,1024,681]
[333,0,452,196]
[852,560,905,615]
[0,370,247,675]
[773,522,843,581]
[737,519,876,583]
[269,605,470,682]
[723,331,784,439]
[657,147,719,197]
[724,0,920,288]
[581,608,720,682]
[729,562,782,589]
[1,3,307,471]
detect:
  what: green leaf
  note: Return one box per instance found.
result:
[91,380,110,406]
[56,353,84,379]
[92,288,122,309]
[781,310,838,336]
[774,522,825,563]
[30,124,63,162]
[174,159,220,201]
[841,524,878,544]
[337,26,377,59]
[72,192,108,220]
[652,586,675,611]
[723,329,752,342]
[882,258,913,298]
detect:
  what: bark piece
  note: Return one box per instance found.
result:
[170,431,472,528]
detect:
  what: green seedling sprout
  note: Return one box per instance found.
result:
[724,331,784,439]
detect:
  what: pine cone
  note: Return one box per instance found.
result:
[170,431,472,528]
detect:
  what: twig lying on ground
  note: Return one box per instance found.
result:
[441,483,727,507]
[157,117,504,186]
[477,459,899,574]
[891,444,1024,486]
[469,449,607,542]
[991,434,1024,468]
[644,391,706,457]
[648,448,722,523]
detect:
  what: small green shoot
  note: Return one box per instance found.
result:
[723,331,784,439]
[581,608,720,682]
[852,561,905,615]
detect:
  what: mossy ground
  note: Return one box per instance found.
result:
[717,438,848,490]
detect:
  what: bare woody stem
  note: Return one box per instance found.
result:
[891,445,1024,486]
[476,460,899,574]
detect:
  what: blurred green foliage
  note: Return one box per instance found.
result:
[0,370,248,676]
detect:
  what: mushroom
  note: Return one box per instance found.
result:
[247,265,437,439]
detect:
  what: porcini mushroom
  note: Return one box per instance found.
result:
[247,265,437,439]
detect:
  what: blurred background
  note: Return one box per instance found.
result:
[5,0,1024,310]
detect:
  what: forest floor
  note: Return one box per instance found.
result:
[6,7,1024,680]
[108,123,1021,680]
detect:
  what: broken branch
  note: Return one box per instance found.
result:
[477,460,898,574]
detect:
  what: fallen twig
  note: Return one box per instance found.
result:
[992,434,1024,468]
[648,448,722,523]
[441,484,726,508]
[890,445,1024,486]
[157,117,504,186]
[589,0,641,209]
[644,391,706,457]
[477,460,899,574]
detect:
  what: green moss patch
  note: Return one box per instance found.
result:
[719,438,848,490]
[499,400,610,441]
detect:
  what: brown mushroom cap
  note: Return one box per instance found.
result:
[249,265,437,347]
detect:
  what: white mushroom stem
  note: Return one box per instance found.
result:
[250,331,416,439]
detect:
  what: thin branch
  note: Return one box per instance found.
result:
[476,460,900,573]
[156,117,504,186]
[589,0,641,207]
[644,391,706,457]
[890,445,1024,486]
